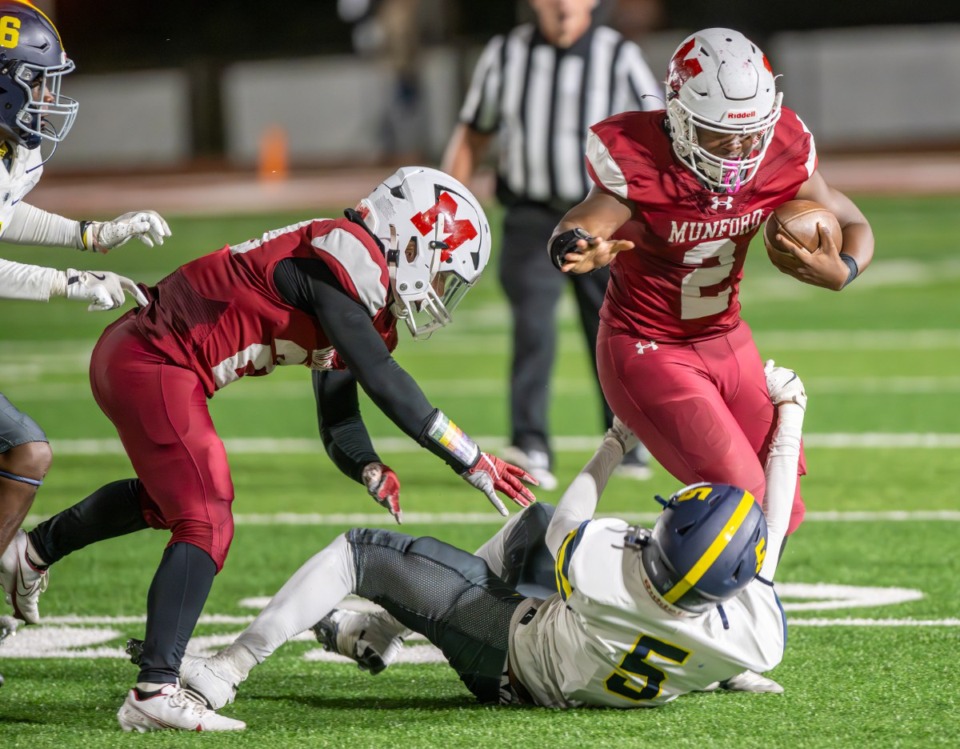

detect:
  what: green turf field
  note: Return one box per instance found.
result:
[2,195,959,747]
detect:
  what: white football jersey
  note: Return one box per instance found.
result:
[508,518,785,708]
[0,144,42,238]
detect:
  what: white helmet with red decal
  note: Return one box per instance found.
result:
[665,28,782,193]
[358,166,491,339]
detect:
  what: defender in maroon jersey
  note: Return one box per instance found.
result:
[21,167,536,731]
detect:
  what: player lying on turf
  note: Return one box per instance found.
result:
[178,363,805,714]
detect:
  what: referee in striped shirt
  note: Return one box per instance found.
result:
[442,0,660,490]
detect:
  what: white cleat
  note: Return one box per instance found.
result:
[116,683,246,732]
[0,529,48,624]
[764,359,807,411]
[703,670,784,694]
[312,608,407,675]
[179,651,248,711]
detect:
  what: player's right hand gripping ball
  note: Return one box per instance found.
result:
[763,200,841,272]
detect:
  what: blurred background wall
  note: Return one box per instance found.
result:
[32,0,960,174]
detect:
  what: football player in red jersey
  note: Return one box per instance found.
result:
[19,167,536,731]
[548,28,873,568]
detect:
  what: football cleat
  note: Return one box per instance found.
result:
[179,651,248,711]
[702,670,784,694]
[117,682,246,732]
[312,608,406,676]
[764,360,807,411]
[0,529,49,624]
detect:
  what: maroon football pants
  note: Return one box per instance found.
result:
[89,315,235,570]
[598,320,805,534]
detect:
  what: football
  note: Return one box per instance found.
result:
[763,200,841,270]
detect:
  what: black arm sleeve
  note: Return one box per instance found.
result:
[311,369,379,484]
[274,258,471,472]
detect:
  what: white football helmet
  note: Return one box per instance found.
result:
[665,28,782,193]
[357,166,491,339]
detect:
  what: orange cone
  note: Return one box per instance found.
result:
[258,125,289,183]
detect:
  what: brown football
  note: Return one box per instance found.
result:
[763,200,841,270]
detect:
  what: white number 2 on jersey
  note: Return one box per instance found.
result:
[680,238,737,320]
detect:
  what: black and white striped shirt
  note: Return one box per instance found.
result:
[459,23,661,209]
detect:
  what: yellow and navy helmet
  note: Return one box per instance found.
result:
[635,483,767,613]
[0,1,77,150]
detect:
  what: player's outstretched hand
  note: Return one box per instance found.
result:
[461,452,537,516]
[557,233,635,274]
[88,210,172,251]
[362,462,402,524]
[65,269,148,310]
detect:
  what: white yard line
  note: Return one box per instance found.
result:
[41,432,960,458]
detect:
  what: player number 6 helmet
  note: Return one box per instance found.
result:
[665,28,782,194]
[0,1,78,152]
[357,166,492,339]
[628,482,768,614]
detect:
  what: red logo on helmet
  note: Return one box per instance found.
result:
[410,191,478,252]
[667,38,703,93]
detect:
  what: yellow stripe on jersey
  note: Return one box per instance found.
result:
[554,521,589,601]
[664,490,756,605]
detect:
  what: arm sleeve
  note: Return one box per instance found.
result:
[312,368,381,484]
[274,257,438,450]
[759,402,805,581]
[3,202,85,248]
[544,434,626,558]
[0,258,67,301]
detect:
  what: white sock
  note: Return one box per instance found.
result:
[234,533,356,663]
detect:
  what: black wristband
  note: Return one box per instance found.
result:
[839,253,859,288]
[549,227,594,270]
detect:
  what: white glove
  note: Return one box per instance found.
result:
[764,359,808,411]
[605,415,640,453]
[64,268,148,311]
[86,211,171,252]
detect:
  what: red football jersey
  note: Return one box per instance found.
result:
[135,217,397,396]
[586,107,816,341]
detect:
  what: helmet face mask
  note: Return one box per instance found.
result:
[359,166,491,340]
[665,28,781,194]
[0,2,78,153]
[630,483,768,614]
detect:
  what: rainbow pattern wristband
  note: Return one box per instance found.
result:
[426,411,480,468]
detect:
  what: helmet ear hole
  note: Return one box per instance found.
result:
[403,236,418,263]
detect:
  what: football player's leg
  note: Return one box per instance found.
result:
[597,327,764,494]
[474,502,557,598]
[90,320,231,697]
[346,528,523,704]
[0,395,52,624]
